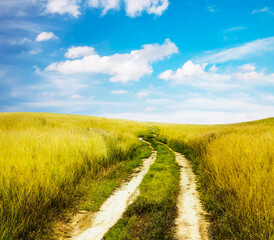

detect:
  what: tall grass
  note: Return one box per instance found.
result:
[155,118,274,239]
[0,113,149,239]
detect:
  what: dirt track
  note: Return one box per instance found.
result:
[59,140,209,240]
[67,140,157,240]
[173,151,209,240]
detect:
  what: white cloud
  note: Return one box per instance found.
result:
[88,0,169,17]
[125,0,169,17]
[36,32,57,42]
[238,64,256,72]
[136,91,149,98]
[196,37,274,64]
[45,0,81,18]
[111,90,128,94]
[235,71,264,82]
[234,64,274,83]
[252,7,273,15]
[1,0,168,18]
[65,46,96,59]
[46,39,178,83]
[160,60,274,88]
[209,64,218,72]
[88,0,120,15]
[159,60,230,85]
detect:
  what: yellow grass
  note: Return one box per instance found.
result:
[1,113,273,239]
[154,118,274,239]
[0,112,149,239]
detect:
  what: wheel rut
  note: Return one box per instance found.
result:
[58,139,209,240]
[172,150,209,240]
[64,139,157,240]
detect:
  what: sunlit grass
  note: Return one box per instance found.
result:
[1,112,273,240]
[154,118,274,239]
[104,138,180,240]
[0,112,149,239]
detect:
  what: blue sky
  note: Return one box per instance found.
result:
[0,0,274,124]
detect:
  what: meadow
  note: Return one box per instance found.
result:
[154,118,274,239]
[0,113,150,239]
[0,113,273,240]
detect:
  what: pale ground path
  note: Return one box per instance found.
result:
[68,139,157,240]
[173,151,209,240]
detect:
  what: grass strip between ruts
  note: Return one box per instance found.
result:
[103,138,180,240]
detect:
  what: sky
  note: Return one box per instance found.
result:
[0,0,274,124]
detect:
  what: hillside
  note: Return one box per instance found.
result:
[0,113,273,240]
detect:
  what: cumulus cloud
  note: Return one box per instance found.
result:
[46,39,178,83]
[196,37,274,64]
[159,61,274,88]
[45,0,81,18]
[111,90,128,94]
[65,46,96,59]
[88,0,169,17]
[1,0,169,19]
[36,32,57,42]
[159,60,230,85]
[88,0,120,14]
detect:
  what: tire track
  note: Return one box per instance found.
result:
[173,151,209,240]
[68,140,157,240]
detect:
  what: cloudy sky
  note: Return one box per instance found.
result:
[0,0,274,124]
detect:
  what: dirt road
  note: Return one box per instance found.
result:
[61,140,209,240]
[69,141,157,240]
[173,151,209,240]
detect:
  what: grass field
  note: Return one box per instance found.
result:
[0,113,150,239]
[154,118,274,239]
[0,113,273,240]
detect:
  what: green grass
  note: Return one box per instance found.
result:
[1,112,273,240]
[154,118,274,240]
[104,138,180,240]
[41,143,151,240]
[77,143,152,213]
[0,113,150,239]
